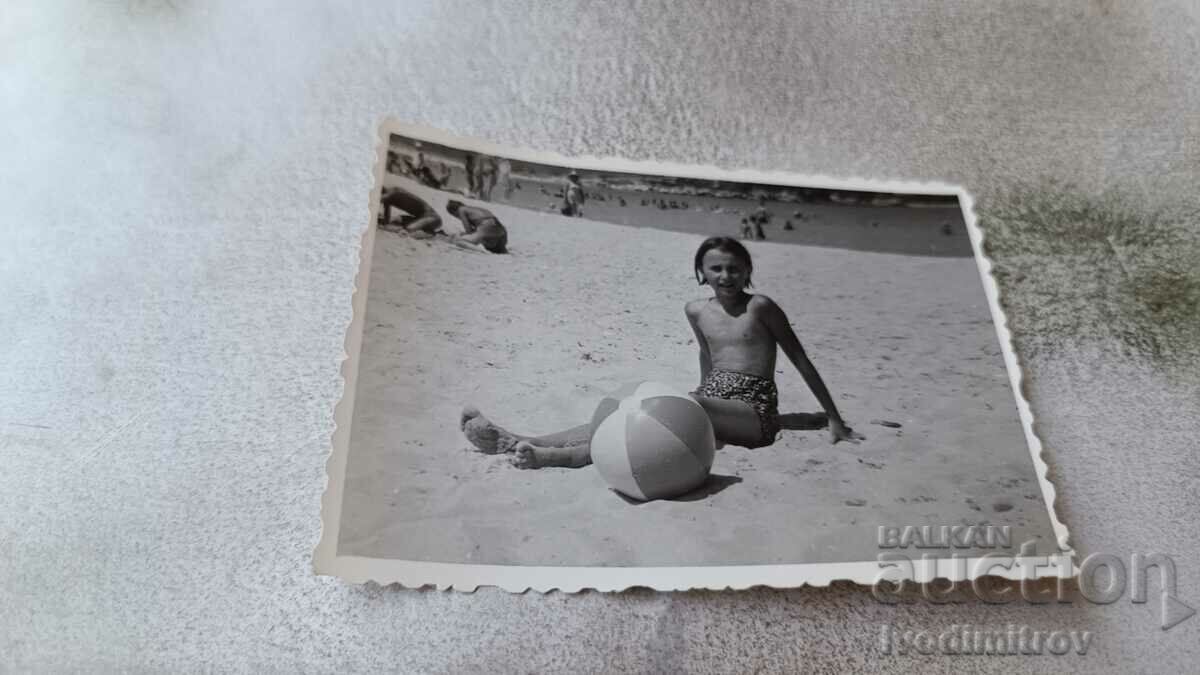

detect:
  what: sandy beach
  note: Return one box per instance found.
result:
[337,180,1056,567]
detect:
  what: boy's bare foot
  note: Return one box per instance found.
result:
[511,441,539,469]
[510,441,591,469]
[460,406,521,454]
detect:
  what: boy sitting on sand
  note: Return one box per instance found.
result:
[461,236,863,468]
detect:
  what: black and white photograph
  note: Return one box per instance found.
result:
[316,122,1068,590]
[15,2,1200,669]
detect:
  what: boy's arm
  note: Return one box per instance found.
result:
[756,298,849,426]
[685,303,712,386]
[455,210,476,233]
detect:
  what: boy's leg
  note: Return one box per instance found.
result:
[504,397,777,467]
[464,397,774,466]
[526,423,593,447]
[445,236,488,253]
[691,395,770,448]
[511,441,592,469]
[460,407,591,453]
[381,214,416,233]
[447,231,495,254]
[403,214,443,235]
[460,407,594,470]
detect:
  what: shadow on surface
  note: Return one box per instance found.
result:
[611,473,744,505]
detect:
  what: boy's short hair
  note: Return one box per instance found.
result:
[445,199,463,214]
[694,236,754,288]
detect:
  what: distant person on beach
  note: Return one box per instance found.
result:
[749,198,770,240]
[445,200,508,254]
[403,149,426,178]
[406,148,425,173]
[404,152,453,190]
[419,163,453,190]
[463,153,479,196]
[480,157,499,201]
[499,158,514,199]
[461,236,864,468]
[378,186,442,235]
[739,217,753,240]
[561,171,586,217]
[400,152,420,177]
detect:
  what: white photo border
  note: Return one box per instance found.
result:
[313,119,1074,592]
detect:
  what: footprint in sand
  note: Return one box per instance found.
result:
[965,497,983,512]
[845,498,868,507]
[857,458,885,470]
[992,500,1014,513]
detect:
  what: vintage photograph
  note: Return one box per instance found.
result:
[316,122,1069,590]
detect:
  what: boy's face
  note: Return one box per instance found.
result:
[701,249,750,296]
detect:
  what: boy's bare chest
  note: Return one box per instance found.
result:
[698,307,769,347]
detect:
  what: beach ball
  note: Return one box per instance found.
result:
[589,382,716,501]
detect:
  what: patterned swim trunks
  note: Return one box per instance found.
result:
[475,217,508,254]
[693,369,781,449]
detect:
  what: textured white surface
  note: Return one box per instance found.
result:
[3,1,1199,671]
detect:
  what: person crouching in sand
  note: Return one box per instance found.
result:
[445,200,508,254]
[378,186,443,236]
[461,236,864,468]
